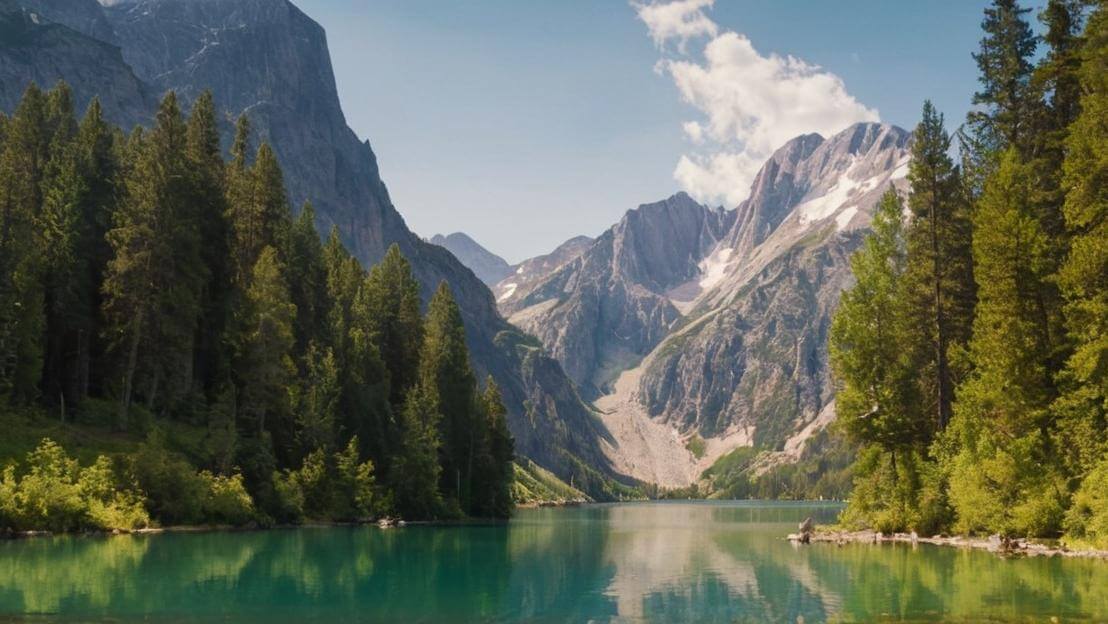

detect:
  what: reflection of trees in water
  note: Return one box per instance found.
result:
[0,535,150,614]
[1,507,1107,622]
[802,542,1108,622]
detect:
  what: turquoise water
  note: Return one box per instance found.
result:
[0,501,1105,622]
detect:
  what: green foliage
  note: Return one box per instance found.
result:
[831,190,926,450]
[903,101,976,435]
[512,459,586,504]
[198,471,254,526]
[274,436,378,522]
[420,282,479,511]
[361,243,424,409]
[0,79,516,531]
[130,430,255,527]
[969,0,1039,152]
[390,387,444,520]
[1064,457,1108,549]
[0,438,148,532]
[684,434,706,459]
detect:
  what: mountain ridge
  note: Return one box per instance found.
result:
[498,122,912,486]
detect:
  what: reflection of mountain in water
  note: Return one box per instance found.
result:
[1,503,1107,622]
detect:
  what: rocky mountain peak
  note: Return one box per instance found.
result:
[429,232,513,286]
[609,192,734,292]
[722,122,909,257]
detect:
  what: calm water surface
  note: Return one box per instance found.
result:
[0,501,1105,623]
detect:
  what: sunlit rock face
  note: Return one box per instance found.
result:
[498,192,734,398]
[503,123,910,484]
[639,123,911,445]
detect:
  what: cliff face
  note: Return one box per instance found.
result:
[0,0,620,495]
[498,193,734,397]
[0,1,151,127]
[639,124,912,447]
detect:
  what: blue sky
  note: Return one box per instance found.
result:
[295,0,1039,263]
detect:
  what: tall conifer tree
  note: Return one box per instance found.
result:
[420,281,477,513]
[904,102,976,434]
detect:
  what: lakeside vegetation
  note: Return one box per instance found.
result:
[830,0,1108,549]
[0,84,514,532]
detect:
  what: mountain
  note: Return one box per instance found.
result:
[503,123,911,486]
[494,235,593,303]
[498,193,734,398]
[0,0,151,126]
[0,0,623,497]
[428,233,513,286]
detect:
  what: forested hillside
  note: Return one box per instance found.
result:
[831,0,1108,549]
[0,85,513,532]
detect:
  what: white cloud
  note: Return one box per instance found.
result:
[682,121,704,143]
[674,151,762,205]
[635,2,879,207]
[634,0,717,51]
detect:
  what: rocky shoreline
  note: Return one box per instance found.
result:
[788,528,1108,560]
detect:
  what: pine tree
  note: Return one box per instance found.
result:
[1054,3,1108,477]
[285,203,330,357]
[830,190,925,450]
[945,148,1064,537]
[961,149,1055,437]
[73,98,120,399]
[294,342,339,456]
[420,281,477,512]
[391,386,444,519]
[0,84,49,403]
[185,90,230,394]
[225,115,253,286]
[38,83,87,410]
[477,377,514,518]
[102,92,203,425]
[322,228,392,471]
[227,142,290,281]
[969,0,1040,153]
[361,243,424,410]
[903,102,976,434]
[238,245,296,443]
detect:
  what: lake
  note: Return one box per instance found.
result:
[0,501,1105,623]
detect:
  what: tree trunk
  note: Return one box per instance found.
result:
[929,195,950,431]
[118,308,144,431]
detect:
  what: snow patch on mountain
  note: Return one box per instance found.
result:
[698,246,734,291]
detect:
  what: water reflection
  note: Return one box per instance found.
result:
[0,502,1105,622]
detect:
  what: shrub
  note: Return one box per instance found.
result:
[333,437,375,520]
[948,431,1064,538]
[839,446,924,534]
[199,471,255,526]
[129,431,207,525]
[13,439,87,532]
[79,456,149,531]
[1064,457,1108,549]
[271,469,305,523]
[0,439,149,532]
